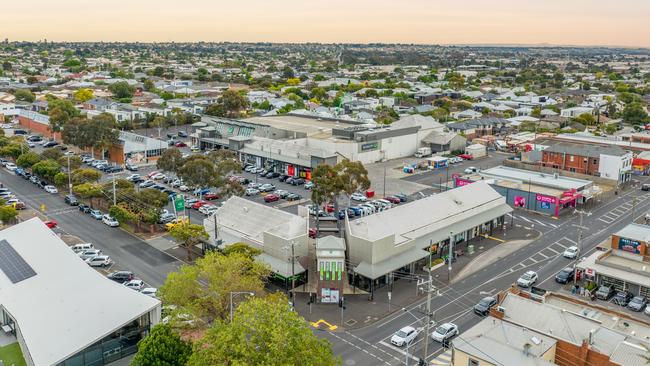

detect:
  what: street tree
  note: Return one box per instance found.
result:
[337,159,371,201]
[41,148,64,161]
[58,155,82,171]
[31,159,61,181]
[158,249,270,325]
[0,143,26,160]
[177,156,217,188]
[89,113,119,157]
[131,324,192,366]
[188,293,339,366]
[168,223,209,261]
[16,151,41,168]
[156,148,184,175]
[109,203,137,224]
[0,204,18,225]
[73,183,103,207]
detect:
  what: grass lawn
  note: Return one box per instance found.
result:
[0,342,26,366]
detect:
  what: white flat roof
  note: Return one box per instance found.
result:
[348,182,511,244]
[0,219,160,365]
[480,165,591,191]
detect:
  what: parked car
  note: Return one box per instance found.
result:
[264,194,280,203]
[259,183,276,192]
[385,196,401,204]
[158,212,177,224]
[430,323,459,343]
[86,255,112,267]
[192,200,209,209]
[140,287,158,297]
[124,279,145,291]
[595,285,616,300]
[6,199,25,210]
[44,220,58,229]
[70,243,94,253]
[78,204,91,213]
[308,228,317,239]
[78,249,102,260]
[563,246,579,259]
[473,297,497,316]
[612,291,633,306]
[102,214,120,227]
[107,271,134,283]
[177,131,188,138]
[628,296,648,312]
[199,204,219,216]
[351,192,367,202]
[278,175,290,182]
[390,326,418,347]
[245,188,260,196]
[152,173,166,180]
[175,141,187,147]
[554,267,575,284]
[517,271,538,287]
[204,192,220,200]
[286,193,301,201]
[275,189,290,198]
[139,180,155,188]
[90,210,103,219]
[304,181,315,190]
[64,194,79,205]
[43,141,59,148]
[290,178,305,186]
[166,217,190,230]
[125,163,138,171]
[464,167,479,174]
[5,163,17,171]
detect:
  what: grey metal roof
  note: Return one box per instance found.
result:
[543,142,628,158]
[480,166,591,191]
[615,223,650,243]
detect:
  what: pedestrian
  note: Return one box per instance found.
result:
[580,287,585,297]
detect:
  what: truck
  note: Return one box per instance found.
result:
[414,147,432,158]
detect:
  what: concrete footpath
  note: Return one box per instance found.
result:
[295,226,536,331]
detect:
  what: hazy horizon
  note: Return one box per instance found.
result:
[4,0,650,48]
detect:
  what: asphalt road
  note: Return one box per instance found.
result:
[0,167,182,288]
[321,176,650,366]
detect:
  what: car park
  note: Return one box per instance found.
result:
[390,326,418,347]
[286,193,301,201]
[554,267,575,284]
[430,323,459,343]
[563,246,579,259]
[64,194,79,205]
[140,287,158,297]
[71,243,94,253]
[304,181,314,190]
[612,291,633,306]
[517,271,538,287]
[166,217,190,230]
[107,271,134,283]
[124,279,145,291]
[5,163,17,171]
[351,192,367,202]
[78,249,102,260]
[204,192,220,200]
[102,214,120,227]
[245,188,260,196]
[595,285,615,300]
[628,296,647,311]
[90,210,103,219]
[86,255,112,267]
[474,297,497,316]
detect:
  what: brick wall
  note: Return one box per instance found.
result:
[17,115,61,141]
[541,151,600,175]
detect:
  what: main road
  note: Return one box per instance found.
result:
[321,178,650,366]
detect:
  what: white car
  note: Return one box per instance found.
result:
[517,270,538,287]
[78,249,101,260]
[464,167,479,174]
[5,163,17,171]
[152,173,166,180]
[179,185,190,192]
[64,151,75,156]
[44,185,58,194]
[351,192,367,202]
[199,204,219,216]
[102,214,120,227]
[140,287,158,298]
[431,323,459,343]
[563,246,579,259]
[126,174,141,181]
[390,326,419,347]
[86,255,112,267]
[124,279,145,291]
[245,188,260,196]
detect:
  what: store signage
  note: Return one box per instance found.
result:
[536,194,556,204]
[360,142,380,152]
[619,237,641,254]
[585,268,596,277]
[455,177,473,187]
[541,201,550,209]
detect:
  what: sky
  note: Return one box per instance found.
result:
[3,0,650,47]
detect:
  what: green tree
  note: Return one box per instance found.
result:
[222,242,262,259]
[13,89,35,102]
[58,155,82,171]
[572,113,596,125]
[108,81,135,99]
[31,159,61,181]
[168,223,209,261]
[220,89,249,118]
[71,168,102,185]
[16,151,41,168]
[41,148,63,161]
[188,293,339,366]
[109,203,137,224]
[159,250,270,325]
[73,183,103,207]
[131,324,192,366]
[177,156,217,189]
[0,143,26,160]
[53,172,68,187]
[622,102,649,125]
[157,148,184,174]
[0,204,18,225]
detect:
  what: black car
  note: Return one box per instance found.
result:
[612,291,633,306]
[554,267,574,284]
[394,193,408,202]
[643,184,650,192]
[595,285,615,300]
[628,296,647,312]
[474,296,497,316]
[131,177,144,184]
[286,193,302,201]
[278,175,290,182]
[178,131,188,138]
[105,165,124,173]
[64,194,79,206]
[37,180,47,189]
[237,177,250,185]
[43,141,59,148]
[78,204,92,213]
[291,178,305,186]
[107,271,134,283]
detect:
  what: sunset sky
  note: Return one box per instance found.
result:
[4,0,650,47]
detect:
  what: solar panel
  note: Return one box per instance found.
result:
[0,239,36,284]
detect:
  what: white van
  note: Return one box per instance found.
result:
[71,243,94,253]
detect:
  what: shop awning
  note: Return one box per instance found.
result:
[354,247,430,280]
[257,252,305,278]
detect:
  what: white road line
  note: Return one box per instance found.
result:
[545,247,560,254]
[598,217,613,223]
[519,216,533,223]
[548,223,559,228]
[561,237,577,245]
[378,341,421,362]
[532,219,547,227]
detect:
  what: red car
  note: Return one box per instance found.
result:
[326,203,335,213]
[44,220,57,229]
[308,228,317,239]
[192,200,209,209]
[385,196,401,204]
[175,141,187,147]
[264,194,280,203]
[204,193,220,200]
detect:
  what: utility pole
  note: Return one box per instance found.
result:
[67,155,72,196]
[448,232,454,283]
[421,241,438,363]
[573,209,590,285]
[289,241,296,306]
[112,173,116,206]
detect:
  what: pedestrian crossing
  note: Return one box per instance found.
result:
[507,213,559,228]
[597,196,649,224]
[430,349,451,365]
[507,236,575,273]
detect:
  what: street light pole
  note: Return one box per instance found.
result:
[448,232,454,283]
[573,209,590,285]
[291,241,296,306]
[67,155,72,196]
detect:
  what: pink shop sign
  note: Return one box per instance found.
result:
[535,194,556,204]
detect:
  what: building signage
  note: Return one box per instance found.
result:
[585,268,596,278]
[514,196,526,208]
[540,201,551,209]
[619,237,641,254]
[535,194,557,204]
[321,288,340,303]
[454,177,473,187]
[360,142,380,152]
